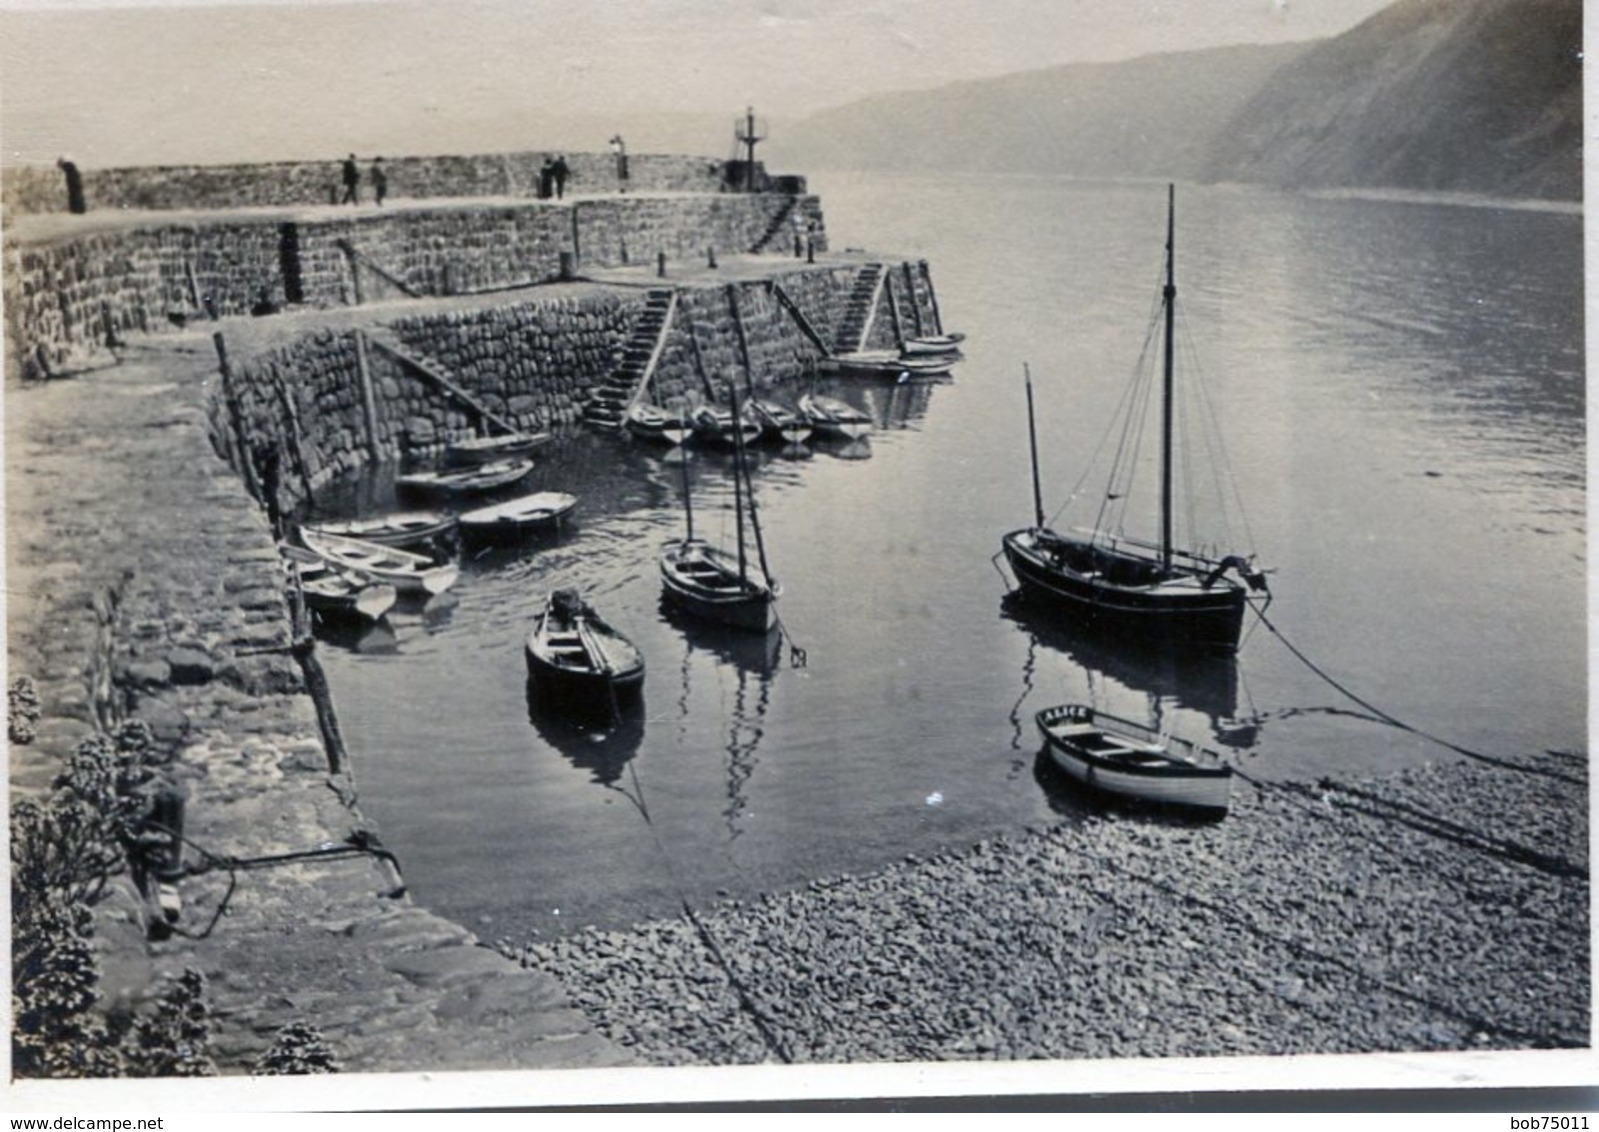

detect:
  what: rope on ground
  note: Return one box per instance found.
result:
[1250,605,1584,787]
[614,760,796,1064]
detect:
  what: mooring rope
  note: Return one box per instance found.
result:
[1249,605,1584,787]
[614,759,796,1064]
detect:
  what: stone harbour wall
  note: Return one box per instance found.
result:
[1,151,773,216]
[5,193,827,376]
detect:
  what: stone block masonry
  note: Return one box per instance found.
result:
[4,192,828,373]
[2,150,762,216]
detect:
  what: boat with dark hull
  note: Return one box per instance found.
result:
[1035,703,1233,817]
[459,491,578,537]
[524,589,645,720]
[1000,185,1268,656]
[626,403,695,446]
[691,402,763,449]
[819,349,954,381]
[749,398,813,446]
[444,430,553,467]
[396,457,534,498]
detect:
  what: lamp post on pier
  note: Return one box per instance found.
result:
[735,105,765,192]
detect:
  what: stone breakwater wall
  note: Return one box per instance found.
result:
[5,193,826,375]
[8,344,633,1073]
[210,258,936,519]
[1,151,771,216]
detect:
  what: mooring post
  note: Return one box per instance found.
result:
[902,262,925,336]
[352,330,383,462]
[657,251,667,278]
[342,241,364,307]
[707,246,718,269]
[212,332,261,502]
[919,259,944,335]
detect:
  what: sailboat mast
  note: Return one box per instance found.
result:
[1024,363,1045,530]
[730,384,749,583]
[680,438,695,542]
[1160,183,1176,575]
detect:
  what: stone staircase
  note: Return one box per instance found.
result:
[584,288,677,428]
[749,195,798,254]
[833,263,885,353]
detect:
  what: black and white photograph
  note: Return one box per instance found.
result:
[1,0,1589,1115]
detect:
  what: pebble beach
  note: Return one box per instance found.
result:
[506,751,1588,1066]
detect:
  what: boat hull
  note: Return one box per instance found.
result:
[301,511,456,550]
[1036,703,1232,816]
[396,458,534,497]
[298,529,460,596]
[1002,529,1246,654]
[524,601,646,720]
[798,394,872,440]
[459,491,578,536]
[659,539,779,633]
[819,351,954,381]
[445,432,552,467]
[626,405,695,446]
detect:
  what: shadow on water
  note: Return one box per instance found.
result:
[311,615,400,655]
[526,682,648,787]
[999,590,1263,752]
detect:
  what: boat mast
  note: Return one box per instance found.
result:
[680,435,695,542]
[1024,363,1045,530]
[729,384,749,583]
[1160,184,1176,575]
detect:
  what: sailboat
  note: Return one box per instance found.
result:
[660,386,781,632]
[1000,185,1269,656]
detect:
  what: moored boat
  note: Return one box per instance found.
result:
[396,457,535,498]
[1000,185,1269,655]
[818,350,954,381]
[749,398,813,445]
[444,430,553,467]
[901,332,966,358]
[661,387,781,633]
[524,588,645,718]
[691,403,763,449]
[797,393,872,440]
[300,510,456,550]
[298,528,459,596]
[459,491,578,535]
[626,402,695,446]
[281,544,398,622]
[1035,703,1233,816]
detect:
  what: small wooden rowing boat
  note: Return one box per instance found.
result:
[692,403,763,449]
[281,544,397,622]
[459,491,578,535]
[298,528,460,596]
[1035,703,1233,816]
[749,398,813,445]
[901,332,966,358]
[818,350,954,381]
[396,457,534,498]
[626,402,695,446]
[525,589,645,718]
[798,393,872,440]
[300,510,456,550]
[445,430,553,467]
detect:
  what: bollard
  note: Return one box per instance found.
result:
[657,251,667,278]
[806,238,815,264]
[559,250,575,280]
[707,247,718,269]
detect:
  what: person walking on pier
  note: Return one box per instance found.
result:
[57,156,86,214]
[538,157,554,200]
[370,157,387,205]
[552,154,570,199]
[340,154,360,205]
[610,134,629,193]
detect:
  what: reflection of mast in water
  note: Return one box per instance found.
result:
[999,591,1260,752]
[1006,619,1039,770]
[856,378,938,431]
[665,602,781,841]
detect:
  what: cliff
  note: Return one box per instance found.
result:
[1201,0,1581,200]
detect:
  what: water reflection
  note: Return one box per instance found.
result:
[660,602,782,841]
[311,616,399,655]
[1000,591,1259,752]
[526,686,647,786]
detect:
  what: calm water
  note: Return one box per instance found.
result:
[314,175,1585,941]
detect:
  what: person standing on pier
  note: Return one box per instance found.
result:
[370,157,387,205]
[552,154,570,199]
[610,134,629,193]
[538,157,554,200]
[340,154,360,205]
[57,156,86,214]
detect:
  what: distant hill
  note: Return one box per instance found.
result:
[774,42,1307,182]
[1202,0,1581,200]
[775,0,1580,201]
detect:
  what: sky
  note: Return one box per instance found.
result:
[0,0,1398,167]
